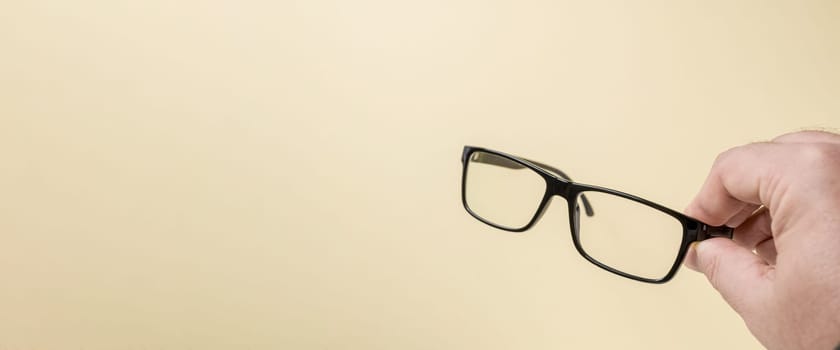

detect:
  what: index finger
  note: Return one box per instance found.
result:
[685,142,790,226]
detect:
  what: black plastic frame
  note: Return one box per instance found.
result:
[461,146,733,284]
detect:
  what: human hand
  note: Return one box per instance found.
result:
[683,130,840,350]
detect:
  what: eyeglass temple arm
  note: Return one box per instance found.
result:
[470,152,595,217]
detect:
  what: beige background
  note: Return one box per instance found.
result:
[2,0,838,349]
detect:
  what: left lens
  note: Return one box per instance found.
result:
[575,190,685,280]
[464,151,546,230]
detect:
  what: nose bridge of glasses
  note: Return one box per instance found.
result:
[514,159,594,218]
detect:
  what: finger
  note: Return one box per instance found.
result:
[732,207,773,250]
[725,203,762,228]
[685,142,789,226]
[772,130,840,145]
[684,238,773,315]
[755,238,778,265]
[683,242,700,271]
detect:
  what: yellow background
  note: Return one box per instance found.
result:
[2,1,838,349]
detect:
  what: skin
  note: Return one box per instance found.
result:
[683,130,840,350]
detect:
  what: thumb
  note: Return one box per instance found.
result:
[684,238,772,315]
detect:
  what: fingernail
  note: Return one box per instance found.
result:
[684,242,700,272]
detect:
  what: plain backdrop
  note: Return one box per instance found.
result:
[2,1,838,349]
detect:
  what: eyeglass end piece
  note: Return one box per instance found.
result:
[697,224,734,241]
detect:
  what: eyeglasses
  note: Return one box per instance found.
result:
[460,146,733,283]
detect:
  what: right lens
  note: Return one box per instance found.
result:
[464,151,547,230]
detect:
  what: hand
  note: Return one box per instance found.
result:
[683,130,840,350]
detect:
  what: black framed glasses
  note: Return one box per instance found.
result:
[460,146,733,283]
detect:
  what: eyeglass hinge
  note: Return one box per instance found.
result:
[697,224,734,241]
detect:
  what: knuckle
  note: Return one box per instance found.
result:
[797,143,840,170]
[708,147,739,176]
[773,129,840,143]
[771,130,815,142]
[712,147,737,166]
[770,131,796,142]
[712,143,766,169]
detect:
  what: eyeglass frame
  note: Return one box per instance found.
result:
[460,145,734,284]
